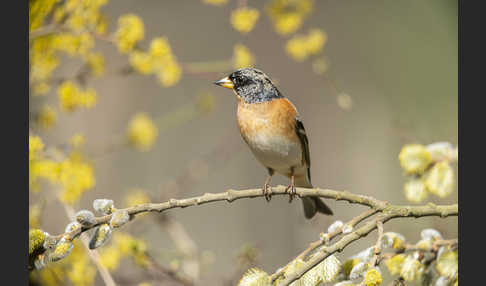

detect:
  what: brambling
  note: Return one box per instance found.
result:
[215,68,333,219]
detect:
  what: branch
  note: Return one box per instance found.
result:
[272,203,457,286]
[269,209,378,281]
[370,220,384,267]
[54,186,389,242]
[31,185,457,279]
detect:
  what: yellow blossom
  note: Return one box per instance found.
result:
[59,153,96,204]
[30,156,61,192]
[128,37,182,87]
[231,7,260,34]
[306,29,327,54]
[86,52,105,76]
[233,44,255,68]
[127,113,158,151]
[130,51,154,74]
[343,258,361,277]
[62,0,109,32]
[29,0,59,31]
[286,29,328,61]
[149,37,172,59]
[156,59,182,87]
[385,254,405,275]
[58,81,97,112]
[58,81,78,111]
[115,14,145,53]
[203,0,228,6]
[273,13,302,35]
[37,105,57,130]
[30,36,60,84]
[286,35,309,61]
[266,0,313,35]
[29,135,44,161]
[364,268,382,286]
[29,229,46,257]
[53,33,94,56]
[30,159,62,187]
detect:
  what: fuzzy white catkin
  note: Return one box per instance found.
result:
[89,224,112,249]
[349,262,368,280]
[75,210,96,227]
[65,221,82,233]
[351,247,374,262]
[110,209,130,228]
[93,199,114,214]
[328,220,344,233]
[435,276,450,286]
[421,228,443,240]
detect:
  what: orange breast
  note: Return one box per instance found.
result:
[237,98,299,145]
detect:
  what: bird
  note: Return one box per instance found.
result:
[214,67,333,219]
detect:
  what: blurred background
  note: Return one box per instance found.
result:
[29,0,457,285]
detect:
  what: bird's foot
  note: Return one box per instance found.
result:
[263,183,272,202]
[285,183,296,203]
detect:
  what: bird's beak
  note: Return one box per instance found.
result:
[214,77,234,89]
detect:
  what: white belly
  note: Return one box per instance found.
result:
[245,131,304,176]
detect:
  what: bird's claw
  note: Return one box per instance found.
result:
[263,184,272,202]
[286,184,296,203]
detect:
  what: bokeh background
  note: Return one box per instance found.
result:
[29,0,458,285]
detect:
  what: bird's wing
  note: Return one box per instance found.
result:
[295,116,312,182]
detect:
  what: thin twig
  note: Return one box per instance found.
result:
[269,208,378,281]
[370,220,384,266]
[273,206,457,286]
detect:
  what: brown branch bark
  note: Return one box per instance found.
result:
[54,186,389,242]
[273,203,457,286]
[32,185,457,284]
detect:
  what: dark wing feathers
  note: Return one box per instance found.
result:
[295,117,312,183]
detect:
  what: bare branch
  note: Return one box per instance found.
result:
[370,220,384,266]
[54,186,391,243]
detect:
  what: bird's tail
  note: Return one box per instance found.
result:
[295,176,333,219]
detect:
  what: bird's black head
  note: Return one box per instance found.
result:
[214,68,283,103]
